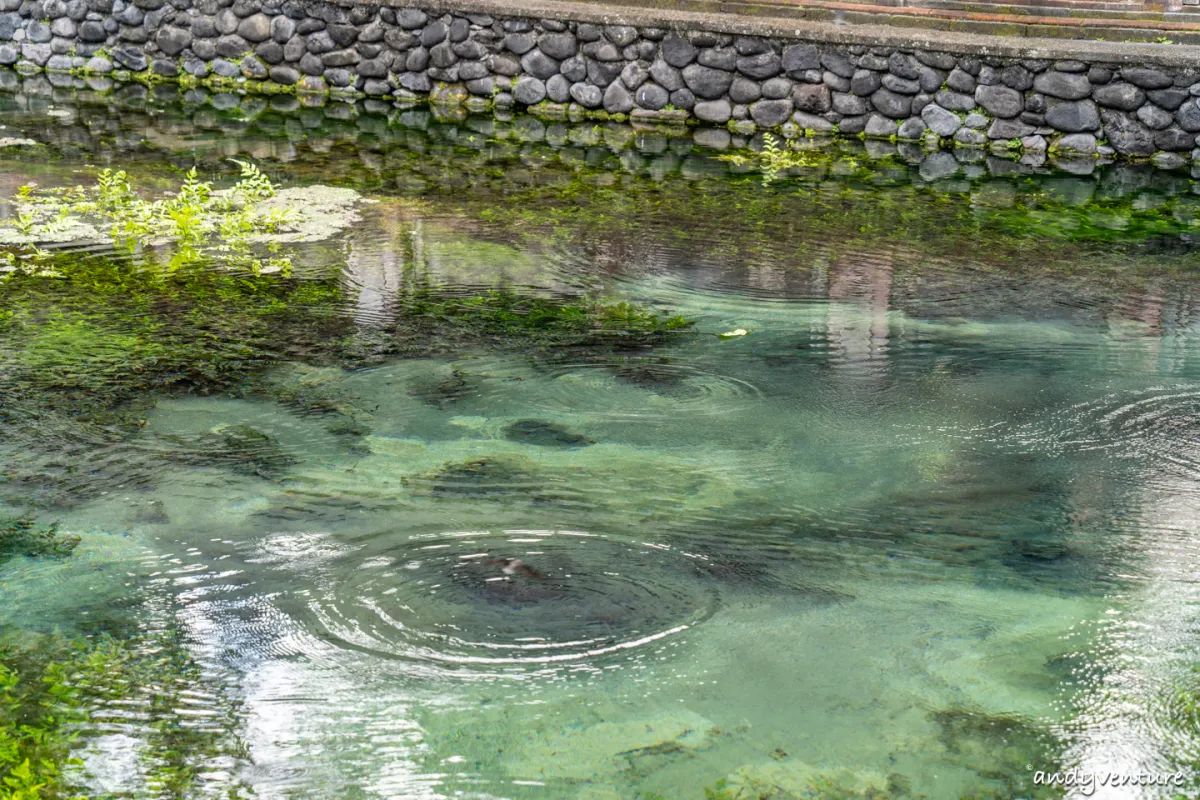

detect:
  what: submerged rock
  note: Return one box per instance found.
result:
[509,710,716,780]
[249,184,364,243]
[723,760,894,799]
[407,368,478,408]
[502,418,592,448]
[159,424,296,480]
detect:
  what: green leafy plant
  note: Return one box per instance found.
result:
[4,161,294,276]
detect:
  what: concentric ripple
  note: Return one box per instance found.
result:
[518,358,763,419]
[296,529,719,675]
[1021,386,1200,479]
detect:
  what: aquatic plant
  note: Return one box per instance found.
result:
[399,287,693,348]
[2,160,295,275]
[0,515,78,563]
[930,707,1066,798]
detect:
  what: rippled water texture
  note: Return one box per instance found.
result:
[3,82,1200,799]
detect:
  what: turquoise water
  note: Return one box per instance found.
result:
[2,81,1200,799]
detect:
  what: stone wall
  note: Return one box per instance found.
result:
[2,0,1200,163]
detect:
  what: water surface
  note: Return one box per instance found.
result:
[1,79,1200,799]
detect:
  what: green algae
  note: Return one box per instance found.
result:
[399,287,693,348]
[0,515,77,563]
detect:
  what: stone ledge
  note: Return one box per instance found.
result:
[331,0,1200,63]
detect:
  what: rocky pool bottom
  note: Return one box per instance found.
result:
[2,86,1200,799]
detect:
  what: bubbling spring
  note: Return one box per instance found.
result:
[288,529,721,677]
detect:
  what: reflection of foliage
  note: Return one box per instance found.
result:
[0,515,78,564]
[3,160,294,274]
[718,134,822,186]
[0,629,252,800]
